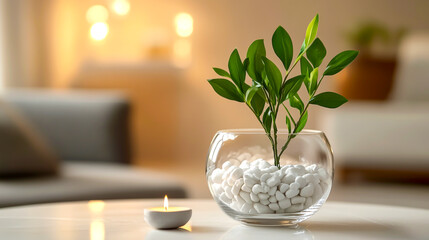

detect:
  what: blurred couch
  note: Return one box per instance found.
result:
[0,90,186,207]
[321,33,429,180]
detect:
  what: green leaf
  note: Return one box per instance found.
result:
[308,67,318,95]
[281,75,304,102]
[289,94,304,113]
[295,111,308,132]
[243,58,249,71]
[303,14,319,49]
[244,84,265,117]
[262,57,282,98]
[272,26,293,70]
[310,92,348,108]
[300,58,313,92]
[262,108,272,132]
[228,49,246,91]
[324,50,359,76]
[286,116,292,133]
[213,68,230,78]
[306,38,326,67]
[300,57,313,76]
[245,86,259,104]
[246,40,266,82]
[208,78,244,102]
[251,93,265,117]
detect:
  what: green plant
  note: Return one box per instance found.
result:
[208,14,358,168]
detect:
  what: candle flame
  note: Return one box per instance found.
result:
[164,195,168,211]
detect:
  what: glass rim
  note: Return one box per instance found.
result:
[217,129,324,135]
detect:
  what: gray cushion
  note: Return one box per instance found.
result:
[1,90,131,163]
[0,162,187,207]
[0,100,59,177]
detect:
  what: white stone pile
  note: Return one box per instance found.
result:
[208,159,330,214]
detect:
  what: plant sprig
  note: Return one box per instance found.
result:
[208,14,358,168]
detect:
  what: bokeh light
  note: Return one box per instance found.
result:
[174,13,193,37]
[111,0,131,16]
[90,22,109,41]
[86,5,109,24]
[173,39,192,68]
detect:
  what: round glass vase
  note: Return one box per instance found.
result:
[206,129,334,227]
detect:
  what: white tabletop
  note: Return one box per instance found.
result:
[0,199,428,240]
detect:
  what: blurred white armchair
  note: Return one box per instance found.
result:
[321,33,429,179]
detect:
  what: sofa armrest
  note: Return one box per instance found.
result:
[1,90,132,164]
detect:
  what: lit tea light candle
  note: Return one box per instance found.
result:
[144,195,192,229]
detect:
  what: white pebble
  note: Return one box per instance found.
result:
[268,203,280,211]
[305,164,318,173]
[304,197,313,208]
[240,202,252,213]
[285,188,299,198]
[282,174,295,184]
[258,193,269,200]
[252,184,263,194]
[212,183,223,196]
[300,183,315,197]
[243,174,257,187]
[224,186,233,199]
[254,203,273,214]
[260,173,271,182]
[275,191,285,201]
[290,182,300,190]
[258,161,271,169]
[318,168,329,181]
[260,199,270,205]
[269,196,277,203]
[262,185,270,193]
[211,169,223,184]
[230,168,244,181]
[303,173,315,183]
[313,184,323,201]
[286,204,304,212]
[267,166,279,173]
[266,176,280,187]
[279,183,289,193]
[220,193,232,204]
[231,183,241,196]
[222,161,233,170]
[239,160,250,169]
[249,208,257,214]
[241,185,252,192]
[240,191,252,204]
[250,192,259,202]
[295,176,307,188]
[234,195,246,207]
[291,196,306,204]
[278,198,291,209]
[268,186,277,196]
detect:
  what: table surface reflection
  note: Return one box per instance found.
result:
[0,199,428,240]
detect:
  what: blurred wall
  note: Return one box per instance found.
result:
[2,0,429,164]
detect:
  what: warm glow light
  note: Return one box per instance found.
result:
[164,195,168,211]
[111,0,130,16]
[90,22,109,41]
[88,200,105,213]
[173,39,192,68]
[174,13,193,37]
[180,222,192,232]
[86,5,109,24]
[90,220,105,240]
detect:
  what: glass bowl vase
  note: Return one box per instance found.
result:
[206,129,334,226]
